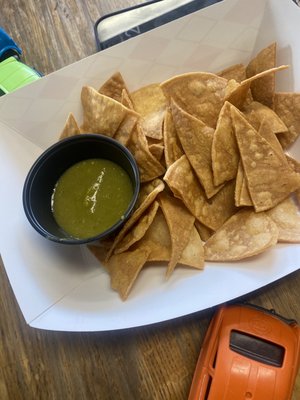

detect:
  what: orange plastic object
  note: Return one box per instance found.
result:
[188,304,300,400]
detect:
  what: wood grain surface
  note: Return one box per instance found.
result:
[0,1,299,399]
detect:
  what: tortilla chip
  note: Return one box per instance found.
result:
[212,101,239,186]
[164,155,237,230]
[286,154,300,173]
[235,161,252,207]
[146,137,162,146]
[234,160,243,207]
[225,79,252,109]
[148,143,164,161]
[247,114,290,201]
[138,208,171,262]
[267,196,300,243]
[217,63,246,82]
[225,65,288,110]
[114,201,159,254]
[163,109,184,168]
[239,176,253,206]
[88,239,115,265]
[127,125,165,182]
[113,112,138,146]
[131,83,167,140]
[106,179,165,260]
[111,86,137,145]
[179,226,204,271]
[274,92,300,149]
[171,99,222,198]
[239,180,253,206]
[135,179,164,207]
[121,88,134,109]
[243,101,287,134]
[258,118,286,158]
[81,86,137,136]
[296,191,300,207]
[108,247,151,300]
[98,72,129,103]
[160,72,228,128]
[159,192,195,277]
[59,112,81,140]
[204,209,279,261]
[257,118,294,203]
[194,220,214,242]
[246,42,277,108]
[231,105,300,211]
[286,156,300,206]
[139,209,204,270]
[244,64,288,85]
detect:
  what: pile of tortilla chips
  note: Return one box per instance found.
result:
[58,43,300,300]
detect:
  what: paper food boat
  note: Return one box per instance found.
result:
[0,0,299,331]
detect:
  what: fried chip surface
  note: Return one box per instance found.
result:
[136,179,165,207]
[159,193,195,277]
[114,112,138,146]
[128,126,165,179]
[257,118,286,158]
[246,42,277,108]
[212,101,239,186]
[194,220,214,242]
[160,72,228,127]
[217,63,246,82]
[274,92,300,149]
[127,125,165,182]
[234,161,252,207]
[148,143,164,161]
[131,83,167,140]
[106,179,165,261]
[108,247,151,300]
[171,100,222,198]
[164,155,237,230]
[59,112,81,140]
[114,201,159,254]
[121,88,134,109]
[138,208,171,262]
[267,196,300,243]
[231,105,300,211]
[179,226,204,271]
[225,79,251,109]
[243,101,287,134]
[163,109,184,168]
[81,86,137,136]
[139,209,204,270]
[204,209,279,261]
[98,72,129,103]
[225,64,288,110]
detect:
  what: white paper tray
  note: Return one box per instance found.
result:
[0,0,299,331]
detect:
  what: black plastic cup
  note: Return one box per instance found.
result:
[22,134,140,244]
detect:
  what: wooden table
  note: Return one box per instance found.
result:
[0,1,299,399]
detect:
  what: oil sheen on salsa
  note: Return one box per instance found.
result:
[52,158,133,239]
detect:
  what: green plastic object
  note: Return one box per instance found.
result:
[0,56,40,95]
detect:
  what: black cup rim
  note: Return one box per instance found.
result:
[22,134,140,245]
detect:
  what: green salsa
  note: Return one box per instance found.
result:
[52,158,133,239]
